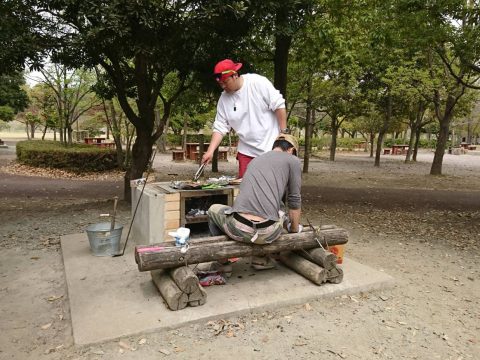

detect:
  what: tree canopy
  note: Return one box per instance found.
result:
[0,72,29,121]
[3,0,480,195]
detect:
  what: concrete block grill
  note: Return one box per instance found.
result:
[131,182,239,245]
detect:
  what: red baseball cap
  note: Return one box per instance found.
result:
[213,59,242,82]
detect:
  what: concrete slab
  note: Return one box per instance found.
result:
[61,233,395,346]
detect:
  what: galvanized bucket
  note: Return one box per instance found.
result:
[85,222,123,256]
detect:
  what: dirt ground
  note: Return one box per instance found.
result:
[0,139,479,360]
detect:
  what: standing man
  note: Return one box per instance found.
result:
[207,134,302,270]
[202,59,289,178]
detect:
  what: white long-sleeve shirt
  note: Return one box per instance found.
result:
[213,73,285,157]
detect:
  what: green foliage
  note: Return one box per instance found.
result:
[335,137,367,150]
[417,138,437,149]
[0,119,11,130]
[298,136,329,149]
[0,1,51,74]
[383,137,438,149]
[0,105,15,122]
[0,72,29,118]
[166,134,238,147]
[16,140,120,172]
[27,84,58,126]
[82,114,105,137]
[384,138,407,147]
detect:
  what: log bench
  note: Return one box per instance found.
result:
[135,226,349,310]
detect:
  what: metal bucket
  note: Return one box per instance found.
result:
[85,222,123,256]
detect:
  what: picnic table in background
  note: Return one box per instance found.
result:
[391,144,409,155]
[84,137,115,148]
[185,142,210,160]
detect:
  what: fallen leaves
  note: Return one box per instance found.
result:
[2,163,124,181]
[46,295,63,302]
[118,340,135,351]
[206,319,245,337]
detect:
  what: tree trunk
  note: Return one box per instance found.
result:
[374,93,392,167]
[29,123,35,139]
[155,109,167,153]
[107,101,125,168]
[182,117,188,152]
[369,132,375,157]
[431,95,456,175]
[329,117,338,162]
[405,125,416,162]
[303,78,313,173]
[413,127,421,161]
[124,127,154,202]
[273,33,291,102]
[67,126,73,145]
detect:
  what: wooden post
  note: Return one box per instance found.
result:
[298,248,337,270]
[169,266,199,294]
[187,284,207,307]
[278,252,327,285]
[151,270,188,311]
[326,266,344,284]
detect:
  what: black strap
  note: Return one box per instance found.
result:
[233,212,275,229]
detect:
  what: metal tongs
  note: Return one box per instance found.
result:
[193,162,207,181]
[306,217,327,250]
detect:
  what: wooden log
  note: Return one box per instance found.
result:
[151,270,188,311]
[188,284,207,306]
[326,266,344,284]
[136,227,348,272]
[169,266,199,294]
[298,248,337,270]
[278,252,326,285]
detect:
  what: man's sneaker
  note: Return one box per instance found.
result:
[195,261,233,278]
[251,256,276,270]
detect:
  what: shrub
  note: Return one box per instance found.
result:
[417,138,438,148]
[16,140,120,172]
[384,138,409,147]
[300,137,365,150]
[166,134,239,147]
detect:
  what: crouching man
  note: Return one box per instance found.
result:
[207,134,302,270]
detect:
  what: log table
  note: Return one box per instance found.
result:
[137,226,349,310]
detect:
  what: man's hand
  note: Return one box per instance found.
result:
[201,151,213,165]
[287,222,303,233]
[202,132,224,165]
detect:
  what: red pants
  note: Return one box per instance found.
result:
[236,152,255,178]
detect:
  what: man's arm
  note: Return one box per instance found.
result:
[288,208,301,233]
[202,131,224,164]
[275,108,287,131]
